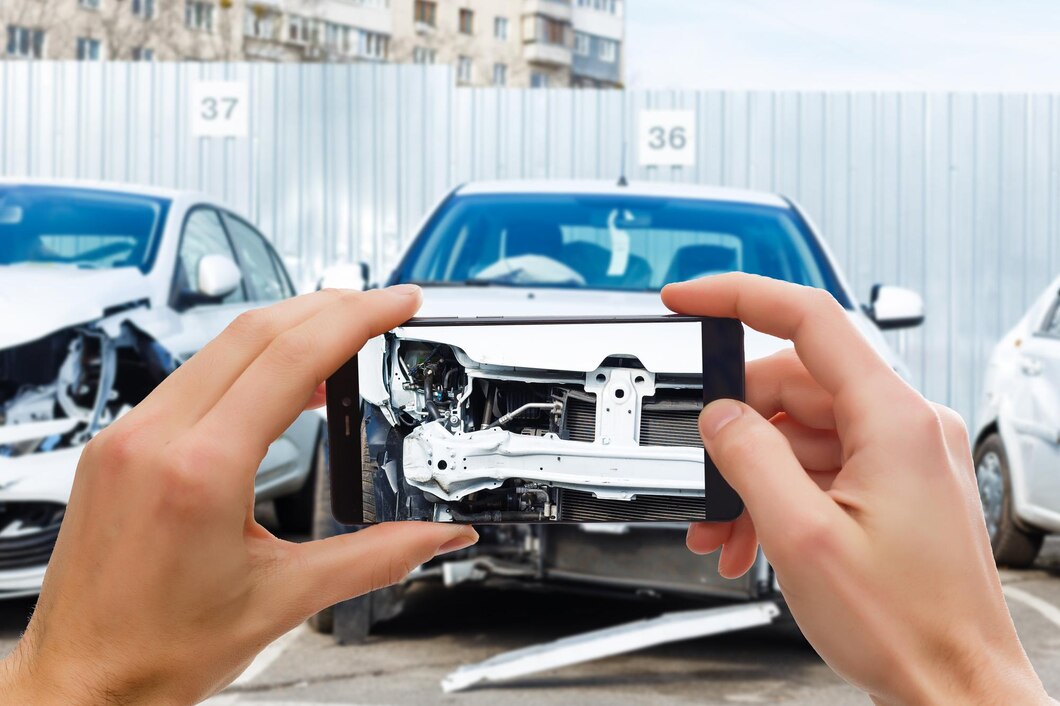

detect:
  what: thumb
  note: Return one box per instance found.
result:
[287,522,479,614]
[700,399,839,551]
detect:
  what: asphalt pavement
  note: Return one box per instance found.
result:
[3,533,1060,705]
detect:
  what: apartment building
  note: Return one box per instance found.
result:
[2,0,625,87]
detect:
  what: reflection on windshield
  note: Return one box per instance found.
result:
[395,194,846,302]
[0,186,169,272]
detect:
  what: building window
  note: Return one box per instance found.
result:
[457,55,472,83]
[131,46,154,61]
[414,1,436,27]
[412,45,436,64]
[458,8,473,34]
[6,26,44,59]
[574,31,590,56]
[132,0,156,19]
[598,38,617,63]
[79,0,100,10]
[492,62,507,86]
[76,37,103,60]
[245,9,277,39]
[531,71,549,89]
[579,0,617,12]
[185,1,214,32]
[288,15,320,44]
[494,16,508,40]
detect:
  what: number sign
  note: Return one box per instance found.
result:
[190,81,248,138]
[638,110,695,167]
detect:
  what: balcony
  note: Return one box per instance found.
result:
[523,0,572,22]
[524,41,571,66]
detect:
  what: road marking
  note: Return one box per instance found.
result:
[1002,584,1060,630]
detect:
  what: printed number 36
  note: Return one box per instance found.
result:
[648,126,687,150]
[200,97,238,121]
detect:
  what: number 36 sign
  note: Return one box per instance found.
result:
[638,110,696,167]
[190,81,248,138]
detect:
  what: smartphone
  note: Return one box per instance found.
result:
[326,314,744,524]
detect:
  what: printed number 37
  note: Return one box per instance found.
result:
[648,126,687,150]
[201,97,238,121]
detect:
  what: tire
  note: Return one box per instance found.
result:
[975,433,1044,568]
[307,420,407,641]
[274,426,323,536]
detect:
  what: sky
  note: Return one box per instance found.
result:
[626,0,1060,91]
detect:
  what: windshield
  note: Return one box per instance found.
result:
[393,193,850,306]
[0,185,170,272]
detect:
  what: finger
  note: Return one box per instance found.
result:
[662,273,906,430]
[304,383,327,411]
[772,414,842,472]
[718,511,759,578]
[286,522,479,614]
[746,349,835,430]
[195,286,422,467]
[699,398,849,551]
[687,520,732,555]
[135,289,349,429]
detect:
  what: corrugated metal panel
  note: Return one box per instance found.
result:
[2,62,1059,424]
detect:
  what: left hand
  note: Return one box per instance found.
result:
[0,285,478,705]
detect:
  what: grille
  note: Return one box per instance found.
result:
[639,404,703,447]
[558,488,706,522]
[563,393,597,443]
[0,502,65,571]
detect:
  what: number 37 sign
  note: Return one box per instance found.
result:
[190,81,248,138]
[638,110,696,167]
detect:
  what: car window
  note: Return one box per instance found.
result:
[222,213,286,303]
[1040,295,1060,338]
[268,246,296,298]
[176,208,245,305]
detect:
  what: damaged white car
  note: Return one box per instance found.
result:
[0,180,321,598]
[353,180,926,524]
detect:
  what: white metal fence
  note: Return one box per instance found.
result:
[3,61,1059,424]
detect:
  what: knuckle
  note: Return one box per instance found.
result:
[228,307,275,343]
[268,329,317,370]
[84,421,148,473]
[157,442,216,513]
[788,513,835,554]
[934,404,969,441]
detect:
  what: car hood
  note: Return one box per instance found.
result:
[398,286,795,374]
[0,265,153,349]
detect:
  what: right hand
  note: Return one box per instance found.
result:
[663,274,1052,706]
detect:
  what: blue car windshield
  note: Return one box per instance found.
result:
[0,185,170,273]
[393,194,850,306]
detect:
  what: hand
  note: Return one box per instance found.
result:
[0,285,478,705]
[663,274,1051,706]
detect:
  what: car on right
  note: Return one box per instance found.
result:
[974,274,1060,567]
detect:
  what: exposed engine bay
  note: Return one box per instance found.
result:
[364,337,710,523]
[0,314,174,459]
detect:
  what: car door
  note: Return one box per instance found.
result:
[1010,290,1060,516]
[220,211,318,494]
[168,206,255,359]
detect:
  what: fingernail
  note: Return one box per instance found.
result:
[387,283,422,297]
[700,399,743,440]
[435,529,479,556]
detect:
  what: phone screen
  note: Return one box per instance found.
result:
[326,315,744,524]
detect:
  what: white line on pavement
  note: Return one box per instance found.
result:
[234,623,307,687]
[1003,584,1060,630]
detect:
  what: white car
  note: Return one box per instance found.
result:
[356,180,924,523]
[317,179,925,641]
[0,179,321,598]
[974,274,1060,567]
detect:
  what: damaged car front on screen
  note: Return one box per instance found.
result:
[360,319,729,523]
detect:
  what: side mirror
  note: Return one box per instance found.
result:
[197,254,242,299]
[869,284,924,330]
[317,261,371,291]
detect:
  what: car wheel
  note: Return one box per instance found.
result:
[306,421,406,641]
[975,433,1043,568]
[274,424,324,536]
